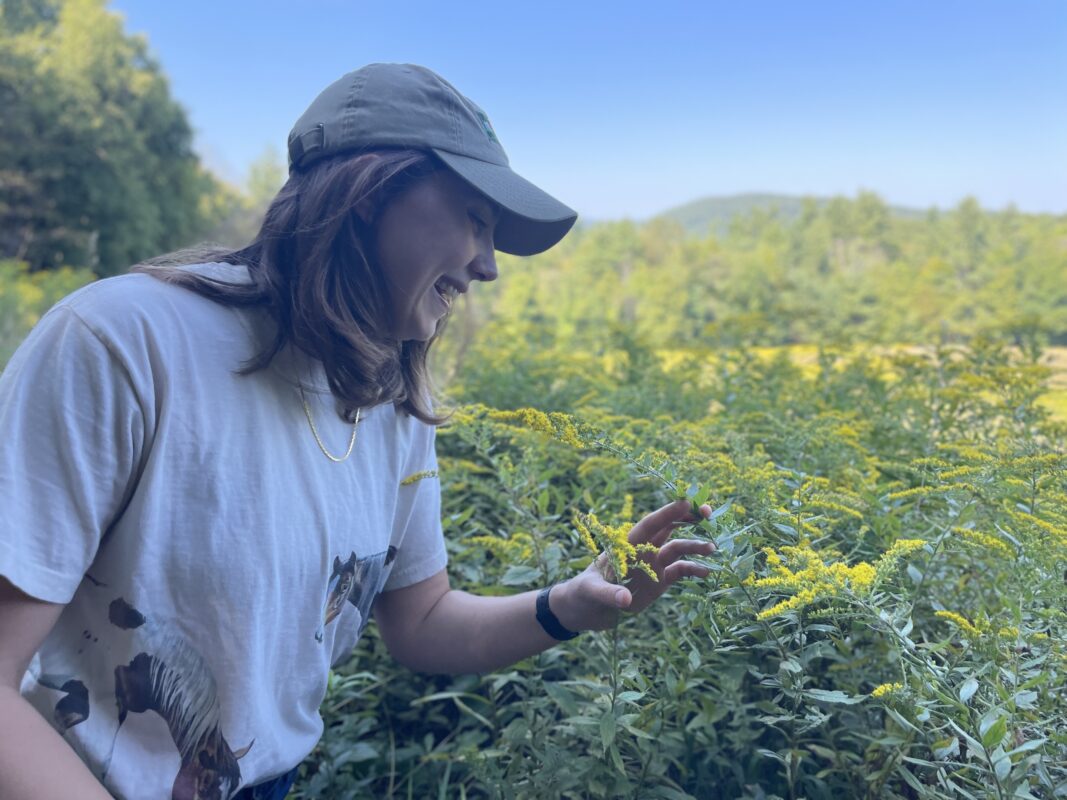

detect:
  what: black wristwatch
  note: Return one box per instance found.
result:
[536,586,580,641]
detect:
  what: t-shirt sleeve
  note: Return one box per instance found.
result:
[384,422,447,591]
[0,305,145,604]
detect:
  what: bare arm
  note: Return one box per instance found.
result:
[0,577,114,800]
[375,500,714,674]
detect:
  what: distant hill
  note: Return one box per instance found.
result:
[656,193,928,236]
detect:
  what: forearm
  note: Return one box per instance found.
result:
[0,686,113,800]
[395,584,569,674]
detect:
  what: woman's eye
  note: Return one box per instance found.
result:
[469,212,487,235]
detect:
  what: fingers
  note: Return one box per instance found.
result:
[650,502,712,548]
[662,560,712,584]
[656,538,716,564]
[629,499,707,547]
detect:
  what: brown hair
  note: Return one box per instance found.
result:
[135,149,447,425]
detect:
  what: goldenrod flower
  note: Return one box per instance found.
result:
[484,407,585,448]
[750,542,877,619]
[950,527,1013,558]
[575,511,658,583]
[887,485,940,501]
[467,533,535,562]
[939,466,983,480]
[1008,510,1067,548]
[400,469,438,486]
[910,457,952,469]
[757,587,822,620]
[870,682,904,698]
[881,539,926,559]
[574,517,600,558]
[805,499,865,521]
[935,443,994,462]
[935,610,985,638]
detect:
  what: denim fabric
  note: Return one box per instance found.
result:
[235,766,299,800]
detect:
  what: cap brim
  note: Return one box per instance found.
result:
[432,149,578,256]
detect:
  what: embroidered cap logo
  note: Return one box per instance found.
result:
[477,110,499,144]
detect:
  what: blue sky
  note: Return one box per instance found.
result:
[112,0,1067,219]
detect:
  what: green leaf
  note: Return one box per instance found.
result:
[500,565,540,586]
[543,682,579,715]
[805,689,864,704]
[959,677,979,704]
[1005,738,1046,758]
[1013,690,1038,709]
[982,717,1008,750]
[709,499,733,520]
[993,752,1011,781]
[600,711,617,750]
[932,737,959,760]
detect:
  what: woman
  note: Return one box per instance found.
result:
[0,63,714,799]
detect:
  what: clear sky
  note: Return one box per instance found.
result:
[111,0,1067,220]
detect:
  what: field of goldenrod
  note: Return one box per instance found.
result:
[292,328,1065,799]
[3,196,1065,798]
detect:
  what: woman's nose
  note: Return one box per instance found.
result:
[470,250,498,283]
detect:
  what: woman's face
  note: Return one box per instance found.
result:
[373,169,499,341]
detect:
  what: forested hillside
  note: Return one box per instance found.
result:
[657,192,926,236]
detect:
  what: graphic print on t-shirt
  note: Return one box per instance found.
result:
[34,674,90,731]
[315,546,397,642]
[102,597,254,800]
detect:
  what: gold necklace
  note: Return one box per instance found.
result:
[299,386,360,463]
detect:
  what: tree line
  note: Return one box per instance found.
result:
[0,0,280,276]
[3,0,1064,354]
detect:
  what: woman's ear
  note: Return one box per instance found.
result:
[354,196,376,226]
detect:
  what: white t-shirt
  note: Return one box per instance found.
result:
[0,263,447,799]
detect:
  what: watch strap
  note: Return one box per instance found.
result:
[536,586,580,641]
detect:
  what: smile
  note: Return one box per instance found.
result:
[433,278,462,307]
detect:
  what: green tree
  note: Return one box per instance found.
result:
[0,0,214,274]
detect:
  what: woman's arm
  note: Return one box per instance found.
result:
[0,578,114,800]
[374,500,714,674]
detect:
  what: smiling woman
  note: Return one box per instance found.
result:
[371,169,501,342]
[0,63,715,800]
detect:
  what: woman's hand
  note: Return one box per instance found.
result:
[550,499,715,633]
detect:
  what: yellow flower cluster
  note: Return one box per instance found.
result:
[1008,510,1067,548]
[574,512,658,583]
[870,682,904,698]
[910,457,952,470]
[950,527,1013,558]
[935,610,985,638]
[870,538,926,583]
[939,465,983,480]
[438,456,491,475]
[880,538,927,560]
[400,469,438,486]
[485,407,584,448]
[1007,453,1064,470]
[936,443,994,462]
[467,532,535,562]
[805,499,865,521]
[748,543,876,620]
[887,485,940,501]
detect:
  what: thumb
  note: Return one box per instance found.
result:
[586,580,631,609]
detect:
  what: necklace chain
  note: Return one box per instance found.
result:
[299,386,360,463]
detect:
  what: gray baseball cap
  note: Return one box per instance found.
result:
[287,63,578,256]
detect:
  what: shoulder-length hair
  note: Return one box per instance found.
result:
[135,149,446,425]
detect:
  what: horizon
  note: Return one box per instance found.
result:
[111,0,1067,219]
